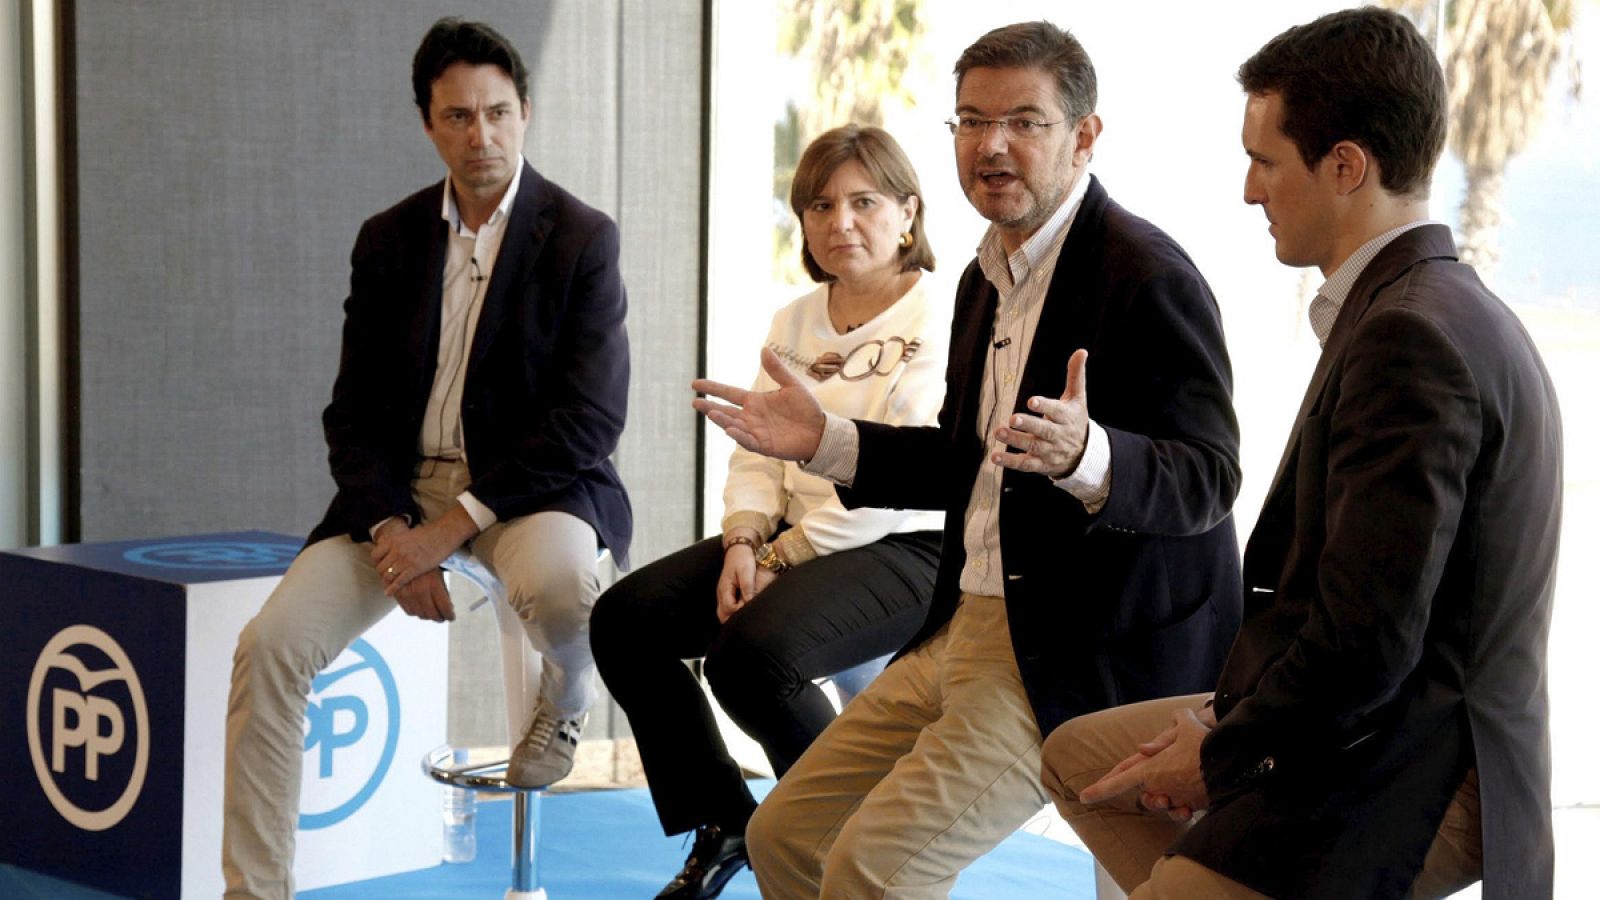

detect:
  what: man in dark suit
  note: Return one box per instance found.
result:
[1041,9,1563,899]
[221,18,630,899]
[693,21,1240,897]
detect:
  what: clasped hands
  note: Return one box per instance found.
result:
[716,527,776,623]
[1079,704,1215,822]
[371,503,481,623]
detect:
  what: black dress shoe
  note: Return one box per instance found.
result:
[656,824,749,900]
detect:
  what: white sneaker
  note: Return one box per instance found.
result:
[506,702,585,788]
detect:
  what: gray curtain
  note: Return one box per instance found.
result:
[69,0,705,743]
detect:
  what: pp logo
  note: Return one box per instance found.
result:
[26,625,150,831]
[122,540,300,570]
[298,638,401,829]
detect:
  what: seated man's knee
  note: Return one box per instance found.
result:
[745,795,792,874]
[506,566,597,645]
[233,611,314,697]
[1040,713,1111,809]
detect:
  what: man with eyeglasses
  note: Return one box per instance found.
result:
[221,18,630,898]
[694,20,1240,897]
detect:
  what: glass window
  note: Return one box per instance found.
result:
[706,7,1599,892]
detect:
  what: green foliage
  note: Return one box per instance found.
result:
[772,0,929,283]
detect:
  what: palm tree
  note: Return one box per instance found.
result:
[1389,0,1578,283]
[773,0,928,281]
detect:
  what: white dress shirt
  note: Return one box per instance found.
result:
[1308,220,1435,346]
[373,162,525,536]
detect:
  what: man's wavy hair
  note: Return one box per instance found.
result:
[954,21,1097,123]
[412,18,529,123]
[1238,7,1446,196]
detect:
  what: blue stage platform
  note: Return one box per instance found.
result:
[5,780,1094,898]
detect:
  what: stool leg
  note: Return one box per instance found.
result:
[507,790,546,899]
[531,789,544,889]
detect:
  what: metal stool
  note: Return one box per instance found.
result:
[421,549,604,900]
[423,745,548,900]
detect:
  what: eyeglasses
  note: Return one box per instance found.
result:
[945,116,1063,141]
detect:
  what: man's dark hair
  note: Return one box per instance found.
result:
[1238,7,1446,196]
[953,21,1096,123]
[412,18,529,123]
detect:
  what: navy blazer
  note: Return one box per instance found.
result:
[841,177,1242,738]
[1182,225,1562,899]
[309,161,633,563]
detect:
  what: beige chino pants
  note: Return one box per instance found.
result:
[221,461,600,899]
[746,593,1050,899]
[1040,693,1483,900]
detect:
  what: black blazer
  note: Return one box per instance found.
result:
[841,177,1242,738]
[308,162,633,563]
[1182,225,1562,899]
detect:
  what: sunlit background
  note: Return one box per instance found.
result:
[707,3,1598,895]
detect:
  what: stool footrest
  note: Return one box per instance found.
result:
[423,744,549,896]
[423,744,552,793]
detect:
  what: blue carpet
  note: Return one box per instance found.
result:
[2,781,1093,898]
[302,780,1094,899]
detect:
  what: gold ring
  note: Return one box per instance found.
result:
[386,566,398,576]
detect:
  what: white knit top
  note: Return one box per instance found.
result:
[721,276,948,559]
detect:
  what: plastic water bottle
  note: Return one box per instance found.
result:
[442,784,478,863]
[442,751,477,863]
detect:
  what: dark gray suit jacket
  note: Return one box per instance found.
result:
[842,177,1243,739]
[309,161,633,563]
[1181,225,1562,899]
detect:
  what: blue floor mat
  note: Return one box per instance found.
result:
[302,780,1094,899]
[4,781,1093,898]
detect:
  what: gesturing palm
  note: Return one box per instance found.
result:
[692,346,827,462]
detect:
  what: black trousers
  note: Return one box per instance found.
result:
[589,530,941,836]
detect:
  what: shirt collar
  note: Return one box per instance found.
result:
[439,157,525,237]
[977,170,1091,293]
[1309,219,1435,345]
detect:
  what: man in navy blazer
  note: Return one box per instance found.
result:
[222,18,630,898]
[1042,9,1562,899]
[695,22,1241,896]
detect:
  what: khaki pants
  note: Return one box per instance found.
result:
[1040,693,1484,899]
[746,594,1049,899]
[221,461,600,899]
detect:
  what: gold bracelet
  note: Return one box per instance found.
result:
[754,542,791,574]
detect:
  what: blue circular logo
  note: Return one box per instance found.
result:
[297,639,401,830]
[122,541,300,570]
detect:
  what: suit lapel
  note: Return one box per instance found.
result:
[411,185,450,409]
[1018,177,1106,407]
[467,161,550,379]
[951,267,998,432]
[1246,225,1460,576]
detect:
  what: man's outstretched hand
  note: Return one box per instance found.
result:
[693,346,826,462]
[992,349,1090,479]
